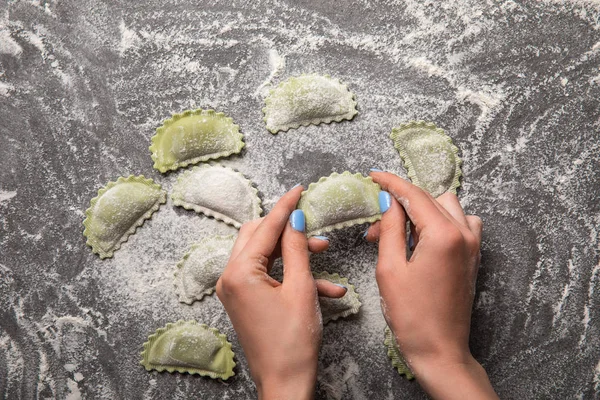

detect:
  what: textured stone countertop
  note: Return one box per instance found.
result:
[1,1,599,399]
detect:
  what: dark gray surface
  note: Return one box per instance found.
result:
[1,0,599,398]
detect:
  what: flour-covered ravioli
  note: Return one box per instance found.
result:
[140,320,235,379]
[384,326,414,380]
[390,121,462,198]
[174,235,236,304]
[263,74,358,133]
[171,164,262,228]
[150,109,245,173]
[83,175,166,259]
[314,271,361,324]
[297,172,381,237]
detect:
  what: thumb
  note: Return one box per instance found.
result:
[281,209,312,288]
[316,279,348,298]
[376,191,407,288]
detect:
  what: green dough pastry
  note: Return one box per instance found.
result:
[390,121,462,198]
[83,175,166,259]
[173,235,236,304]
[263,74,358,134]
[384,326,414,380]
[171,164,262,228]
[297,171,381,237]
[150,109,245,173]
[140,320,236,380]
[313,271,361,324]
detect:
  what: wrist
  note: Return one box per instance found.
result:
[256,370,316,400]
[410,353,498,400]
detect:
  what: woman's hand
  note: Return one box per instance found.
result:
[367,171,498,400]
[216,185,346,400]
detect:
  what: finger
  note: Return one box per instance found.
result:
[281,209,312,286]
[377,191,407,276]
[230,218,263,260]
[369,171,448,231]
[365,221,381,242]
[239,185,304,260]
[308,236,330,253]
[466,215,483,245]
[409,221,418,250]
[434,192,469,228]
[316,279,347,298]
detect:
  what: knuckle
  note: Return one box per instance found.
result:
[463,232,480,253]
[217,269,244,295]
[285,237,308,253]
[433,224,464,251]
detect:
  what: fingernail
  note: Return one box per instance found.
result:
[379,191,392,213]
[313,235,329,241]
[290,209,305,232]
[291,183,302,189]
[334,283,348,292]
[408,233,414,249]
[370,168,383,172]
[362,230,368,238]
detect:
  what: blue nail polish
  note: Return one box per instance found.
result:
[379,191,392,213]
[290,209,305,232]
[313,235,329,241]
[408,233,414,249]
[362,230,368,238]
[333,283,348,291]
[291,183,302,189]
[370,168,383,172]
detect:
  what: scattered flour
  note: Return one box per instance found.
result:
[254,48,286,98]
[119,20,141,56]
[0,190,17,203]
[0,28,22,56]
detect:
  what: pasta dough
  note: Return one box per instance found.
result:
[384,326,414,380]
[314,271,361,324]
[297,171,381,237]
[390,121,462,197]
[140,320,236,379]
[263,74,358,133]
[150,109,245,173]
[173,235,236,304]
[83,175,166,259]
[171,164,262,228]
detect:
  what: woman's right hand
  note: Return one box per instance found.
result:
[367,171,498,400]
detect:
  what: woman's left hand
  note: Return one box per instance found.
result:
[216,185,346,400]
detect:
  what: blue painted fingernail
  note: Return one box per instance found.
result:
[362,230,368,238]
[290,209,305,232]
[408,233,414,249]
[379,191,392,213]
[291,183,302,189]
[334,283,348,291]
[313,235,329,241]
[370,168,383,172]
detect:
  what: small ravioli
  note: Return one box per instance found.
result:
[83,175,166,259]
[140,320,235,379]
[263,74,358,133]
[174,235,236,304]
[297,172,381,237]
[390,121,462,198]
[171,164,262,228]
[384,326,414,380]
[314,271,361,324]
[150,109,245,173]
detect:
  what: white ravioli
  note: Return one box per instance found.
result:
[263,74,358,133]
[171,164,262,228]
[174,235,236,304]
